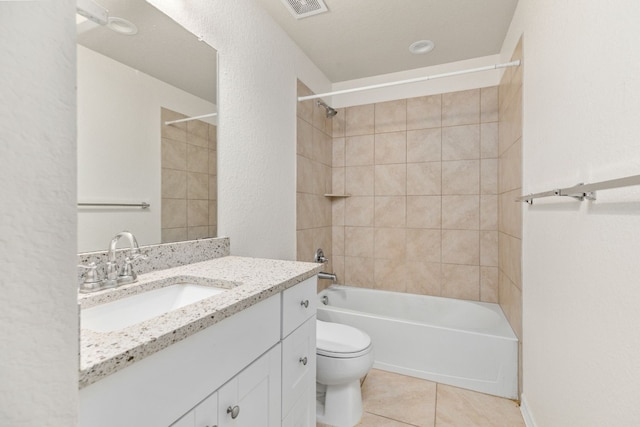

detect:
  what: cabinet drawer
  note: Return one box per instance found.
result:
[282,276,317,338]
[282,316,316,418]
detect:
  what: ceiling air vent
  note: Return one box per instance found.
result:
[280,0,329,19]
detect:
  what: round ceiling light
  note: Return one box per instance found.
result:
[107,17,138,36]
[409,40,435,55]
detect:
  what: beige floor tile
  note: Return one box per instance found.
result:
[435,384,524,427]
[358,412,416,426]
[362,369,436,427]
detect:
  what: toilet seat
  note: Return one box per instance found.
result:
[316,320,372,358]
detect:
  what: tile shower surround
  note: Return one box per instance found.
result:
[327,87,500,303]
[161,107,218,243]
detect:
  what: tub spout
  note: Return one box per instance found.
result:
[318,272,338,282]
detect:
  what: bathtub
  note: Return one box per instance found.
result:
[317,285,518,399]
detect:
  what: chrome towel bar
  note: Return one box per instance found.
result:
[516,174,640,204]
[78,202,150,209]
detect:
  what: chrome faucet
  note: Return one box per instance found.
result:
[104,231,147,288]
[314,248,338,282]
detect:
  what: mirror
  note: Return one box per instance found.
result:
[76,0,218,253]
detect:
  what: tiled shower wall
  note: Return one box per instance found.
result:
[296,81,334,291]
[161,107,217,243]
[498,37,523,393]
[330,88,500,302]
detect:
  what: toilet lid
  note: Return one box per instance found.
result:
[316,320,372,358]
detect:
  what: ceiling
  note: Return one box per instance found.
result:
[253,0,519,82]
[77,0,217,104]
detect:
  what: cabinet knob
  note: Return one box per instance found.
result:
[227,405,240,419]
[300,299,309,308]
[299,356,308,366]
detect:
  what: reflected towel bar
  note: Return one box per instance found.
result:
[164,112,217,126]
[516,174,640,204]
[78,202,150,209]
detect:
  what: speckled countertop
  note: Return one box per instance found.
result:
[79,256,323,389]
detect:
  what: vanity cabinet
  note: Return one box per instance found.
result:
[79,275,318,427]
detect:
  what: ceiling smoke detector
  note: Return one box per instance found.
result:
[280,0,329,19]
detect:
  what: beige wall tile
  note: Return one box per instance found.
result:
[480,266,499,303]
[296,155,313,193]
[345,227,374,257]
[187,199,208,227]
[208,175,217,200]
[374,196,406,228]
[162,169,187,199]
[187,172,209,199]
[442,195,479,230]
[480,86,499,123]
[161,227,187,244]
[346,104,375,136]
[442,229,479,265]
[331,255,345,287]
[332,137,345,167]
[406,195,441,229]
[442,89,480,127]
[407,94,442,130]
[332,198,346,226]
[374,228,406,260]
[332,167,345,194]
[332,226,345,256]
[441,264,480,300]
[375,164,406,196]
[480,231,498,267]
[406,229,441,263]
[296,192,315,229]
[344,256,374,287]
[208,149,217,176]
[407,162,442,195]
[406,261,441,296]
[208,125,217,150]
[187,225,210,240]
[296,228,314,261]
[161,198,187,228]
[499,137,522,193]
[480,195,498,230]
[480,159,498,195]
[375,99,407,133]
[442,160,479,195]
[346,165,374,196]
[332,108,346,137]
[480,122,499,159]
[442,124,480,161]
[297,117,313,158]
[499,189,522,238]
[345,134,375,166]
[407,128,441,163]
[313,127,332,166]
[208,200,217,226]
[186,144,209,173]
[296,80,313,122]
[374,259,407,292]
[375,131,406,164]
[162,138,187,170]
[186,120,209,148]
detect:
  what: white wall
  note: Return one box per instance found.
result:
[148,0,332,260]
[0,1,78,426]
[502,1,640,425]
[77,45,216,252]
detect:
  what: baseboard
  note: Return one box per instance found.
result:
[520,393,537,427]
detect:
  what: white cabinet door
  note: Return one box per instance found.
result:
[195,392,218,427]
[218,345,282,427]
[171,411,195,427]
[281,316,316,420]
[282,382,315,427]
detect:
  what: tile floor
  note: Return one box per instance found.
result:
[318,369,525,427]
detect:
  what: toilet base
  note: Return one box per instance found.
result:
[316,380,363,427]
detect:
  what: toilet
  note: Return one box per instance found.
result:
[316,319,374,427]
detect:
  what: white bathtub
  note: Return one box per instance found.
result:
[317,285,518,399]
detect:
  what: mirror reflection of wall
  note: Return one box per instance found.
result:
[76,0,217,253]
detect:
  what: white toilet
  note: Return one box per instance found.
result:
[316,319,374,427]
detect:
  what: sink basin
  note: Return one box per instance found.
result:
[81,284,224,332]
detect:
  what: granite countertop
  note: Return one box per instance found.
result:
[79,256,323,389]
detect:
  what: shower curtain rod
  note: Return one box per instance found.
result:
[164,112,217,126]
[297,60,521,102]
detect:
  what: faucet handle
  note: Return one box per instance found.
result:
[78,262,103,293]
[314,248,329,263]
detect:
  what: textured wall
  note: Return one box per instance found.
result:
[503,1,640,425]
[0,1,78,425]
